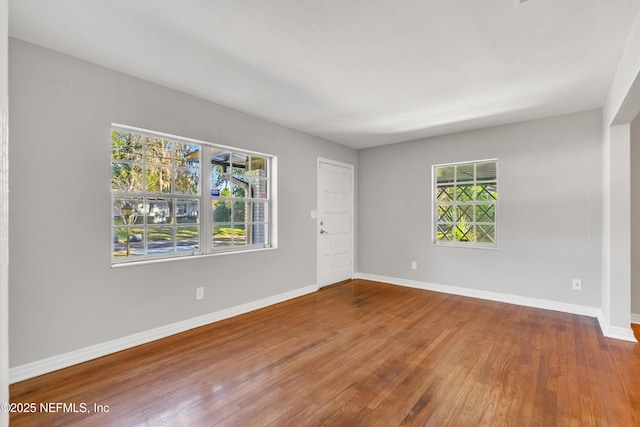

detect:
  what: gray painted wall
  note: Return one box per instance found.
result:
[7,36,610,368]
[8,39,357,367]
[631,114,640,316]
[358,110,603,307]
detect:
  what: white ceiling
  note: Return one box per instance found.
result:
[9,0,640,149]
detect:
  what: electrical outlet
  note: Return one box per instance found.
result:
[572,279,582,291]
[411,261,417,270]
[196,287,205,300]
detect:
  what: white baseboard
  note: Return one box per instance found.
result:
[9,284,319,384]
[597,312,638,342]
[357,273,600,316]
[356,272,638,343]
[10,278,637,384]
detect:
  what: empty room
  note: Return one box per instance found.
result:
[2,0,640,426]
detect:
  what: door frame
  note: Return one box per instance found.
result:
[1,1,9,425]
[316,157,355,287]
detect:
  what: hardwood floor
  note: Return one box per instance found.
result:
[9,279,640,426]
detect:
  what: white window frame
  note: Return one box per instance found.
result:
[111,124,276,265]
[432,159,498,249]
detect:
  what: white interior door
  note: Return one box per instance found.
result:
[317,158,354,287]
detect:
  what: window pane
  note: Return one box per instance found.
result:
[233,201,247,222]
[233,224,247,245]
[111,131,143,162]
[112,227,145,258]
[176,199,199,223]
[436,186,454,202]
[455,224,475,242]
[175,169,200,195]
[248,177,268,199]
[250,223,267,245]
[213,224,233,247]
[231,176,248,198]
[177,225,199,252]
[476,183,497,201]
[456,205,474,222]
[146,166,173,194]
[436,166,455,184]
[456,185,474,202]
[456,164,474,182]
[437,205,453,223]
[146,137,173,165]
[211,148,230,172]
[146,198,173,224]
[212,200,232,223]
[231,152,248,175]
[437,224,454,241]
[175,142,200,168]
[476,162,497,181]
[147,226,174,255]
[477,204,495,223]
[250,202,268,223]
[111,162,143,192]
[249,156,267,177]
[112,227,125,253]
[113,197,144,225]
[212,174,230,197]
[477,225,495,243]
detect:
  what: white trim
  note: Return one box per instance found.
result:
[9,277,637,385]
[111,246,277,268]
[597,311,638,342]
[631,313,640,324]
[1,1,9,425]
[317,156,354,170]
[356,272,638,343]
[9,284,318,384]
[357,272,599,316]
[270,156,278,249]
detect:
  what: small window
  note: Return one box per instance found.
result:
[111,125,274,264]
[433,159,498,247]
[210,148,270,250]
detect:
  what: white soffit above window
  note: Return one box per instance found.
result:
[8,0,640,149]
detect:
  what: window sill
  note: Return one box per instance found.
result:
[111,246,277,268]
[432,241,498,250]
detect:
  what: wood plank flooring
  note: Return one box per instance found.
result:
[9,279,640,426]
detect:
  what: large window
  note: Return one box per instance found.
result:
[111,125,273,264]
[433,159,498,247]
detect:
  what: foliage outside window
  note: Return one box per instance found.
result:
[433,160,498,247]
[111,126,272,263]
